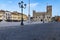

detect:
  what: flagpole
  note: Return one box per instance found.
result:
[28,0,30,23]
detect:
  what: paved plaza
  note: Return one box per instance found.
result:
[0,22,60,40]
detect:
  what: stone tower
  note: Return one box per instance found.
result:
[33,10,36,17]
[47,5,52,17]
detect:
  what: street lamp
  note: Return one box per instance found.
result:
[18,1,26,25]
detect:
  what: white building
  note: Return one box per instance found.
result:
[32,5,52,23]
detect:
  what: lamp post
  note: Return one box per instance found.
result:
[18,1,26,25]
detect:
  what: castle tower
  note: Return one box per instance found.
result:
[33,10,36,17]
[47,5,52,17]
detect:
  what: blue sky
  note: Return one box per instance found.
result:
[0,0,60,17]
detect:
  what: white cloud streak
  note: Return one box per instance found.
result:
[8,1,12,3]
[27,3,39,8]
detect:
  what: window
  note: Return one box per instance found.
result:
[36,17,37,18]
[49,17,50,18]
[45,19,47,21]
[39,17,40,18]
[41,19,43,21]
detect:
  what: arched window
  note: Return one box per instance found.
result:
[41,19,43,21]
[39,17,40,18]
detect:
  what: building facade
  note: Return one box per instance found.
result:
[52,16,60,22]
[10,11,28,22]
[32,5,52,23]
[0,10,28,22]
[0,10,5,21]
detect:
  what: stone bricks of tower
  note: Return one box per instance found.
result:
[46,5,52,17]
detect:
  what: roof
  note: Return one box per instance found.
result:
[0,10,5,12]
[33,12,46,16]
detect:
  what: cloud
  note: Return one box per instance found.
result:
[0,4,8,11]
[27,3,38,8]
[8,1,12,3]
[0,1,13,9]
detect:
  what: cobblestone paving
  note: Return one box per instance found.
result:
[0,22,60,40]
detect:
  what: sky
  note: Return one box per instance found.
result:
[0,0,60,17]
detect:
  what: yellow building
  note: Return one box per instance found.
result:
[0,10,5,21]
[11,11,28,21]
[0,10,28,22]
